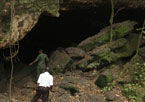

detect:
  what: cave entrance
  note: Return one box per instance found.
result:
[18,6,145,63]
[18,8,110,63]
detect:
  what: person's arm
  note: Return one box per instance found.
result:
[29,60,37,66]
[33,75,41,94]
[35,83,39,90]
[49,76,53,91]
[29,54,40,66]
[50,85,53,91]
[33,83,39,94]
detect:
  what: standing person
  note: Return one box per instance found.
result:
[31,67,53,102]
[29,49,49,80]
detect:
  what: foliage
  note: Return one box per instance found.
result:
[133,63,145,85]
[135,19,145,56]
[101,54,112,63]
[122,84,143,101]
[103,82,116,92]
[121,62,145,101]
[87,62,100,69]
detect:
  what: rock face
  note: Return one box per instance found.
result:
[48,21,143,72]
[78,20,137,51]
[0,0,144,49]
[65,47,85,58]
[48,48,72,74]
[0,0,59,48]
[70,21,138,70]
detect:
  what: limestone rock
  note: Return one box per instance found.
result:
[65,47,85,58]
[0,0,59,48]
[78,20,137,51]
[48,48,72,74]
[75,33,139,70]
[95,73,113,88]
[72,55,94,70]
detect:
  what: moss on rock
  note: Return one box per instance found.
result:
[0,0,59,48]
[74,33,139,70]
[78,20,137,51]
[48,49,72,74]
[95,74,113,88]
[119,33,139,57]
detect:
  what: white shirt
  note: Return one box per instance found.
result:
[37,72,53,87]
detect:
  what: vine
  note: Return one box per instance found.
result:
[135,20,145,57]
[109,0,124,43]
[9,0,17,101]
[109,0,114,43]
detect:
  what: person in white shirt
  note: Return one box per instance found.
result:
[31,67,53,102]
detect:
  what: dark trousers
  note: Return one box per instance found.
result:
[31,86,50,102]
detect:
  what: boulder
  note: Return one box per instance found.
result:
[78,20,137,51]
[90,38,128,63]
[119,33,139,57]
[95,73,113,88]
[71,55,94,70]
[65,47,85,58]
[75,33,139,70]
[95,74,108,88]
[48,48,72,74]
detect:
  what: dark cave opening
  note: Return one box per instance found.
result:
[18,8,110,63]
[1,6,145,64]
[18,6,145,63]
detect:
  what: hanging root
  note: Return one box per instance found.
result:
[3,42,20,61]
[8,0,16,101]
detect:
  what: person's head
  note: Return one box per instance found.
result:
[45,67,49,72]
[38,49,43,54]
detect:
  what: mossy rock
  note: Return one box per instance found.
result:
[119,33,139,57]
[60,85,79,96]
[75,38,131,70]
[78,20,137,51]
[0,0,59,48]
[75,55,94,69]
[95,74,113,88]
[89,38,127,66]
[87,62,100,69]
[48,49,72,74]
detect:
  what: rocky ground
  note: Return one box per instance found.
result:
[0,63,129,102]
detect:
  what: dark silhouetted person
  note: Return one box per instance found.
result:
[31,67,53,102]
[29,49,49,80]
